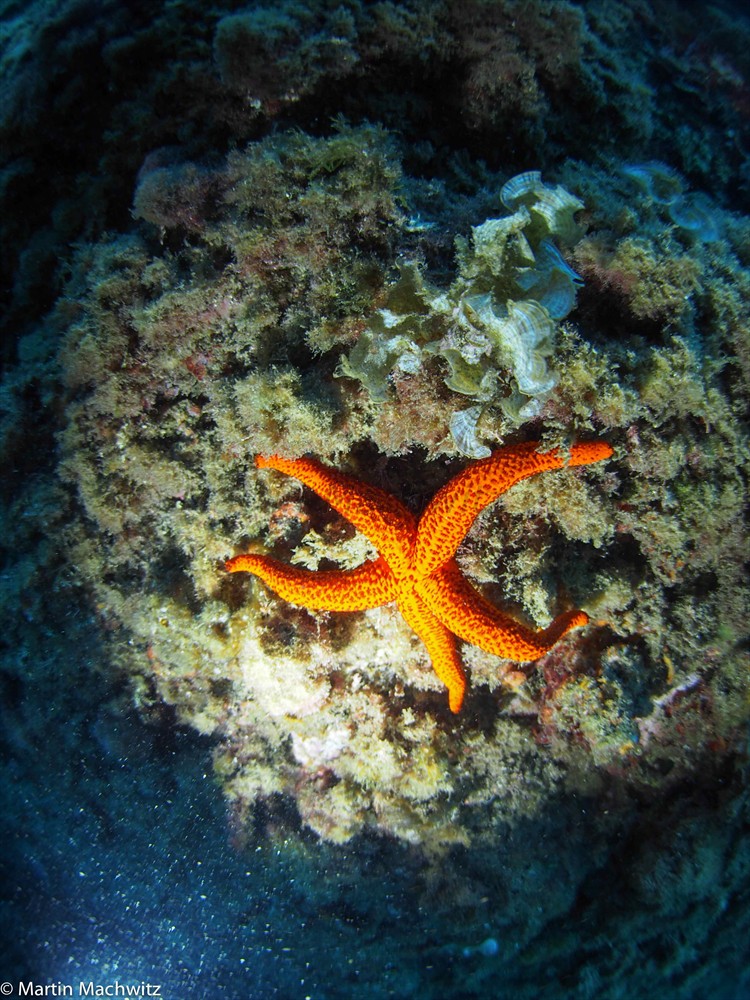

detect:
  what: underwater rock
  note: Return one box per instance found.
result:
[213,5,357,107]
[50,120,750,854]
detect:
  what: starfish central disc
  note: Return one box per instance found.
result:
[226,440,613,713]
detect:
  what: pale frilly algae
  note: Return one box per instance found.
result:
[339,172,584,457]
[622,161,721,242]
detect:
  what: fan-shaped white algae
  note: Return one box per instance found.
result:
[622,162,684,204]
[476,298,558,396]
[516,240,583,319]
[531,185,585,243]
[339,172,585,453]
[450,406,491,459]
[499,171,584,243]
[622,163,720,243]
[500,171,543,209]
[668,194,720,242]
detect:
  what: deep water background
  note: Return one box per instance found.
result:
[2,1,750,997]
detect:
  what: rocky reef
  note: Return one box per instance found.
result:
[50,117,749,849]
[2,0,750,995]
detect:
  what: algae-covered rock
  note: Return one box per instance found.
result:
[53,120,750,850]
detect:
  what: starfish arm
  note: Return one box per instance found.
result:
[256,455,417,578]
[417,560,589,662]
[396,589,466,713]
[225,553,397,611]
[415,440,613,577]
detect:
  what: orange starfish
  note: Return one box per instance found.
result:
[226,440,613,713]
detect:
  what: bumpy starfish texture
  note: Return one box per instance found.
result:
[226,441,613,713]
